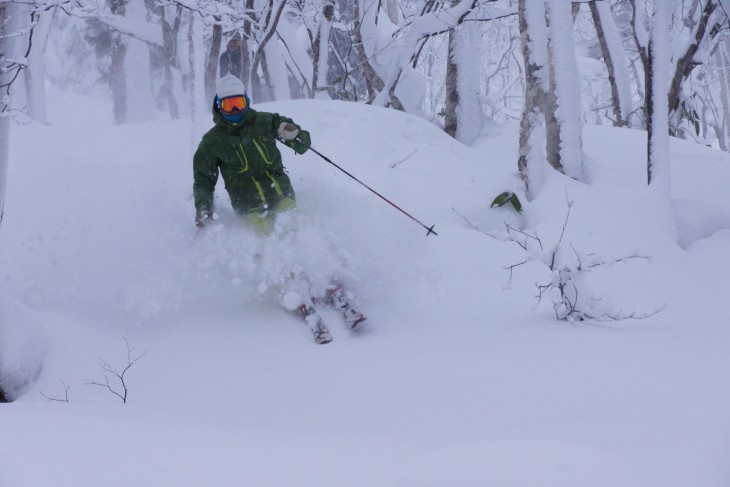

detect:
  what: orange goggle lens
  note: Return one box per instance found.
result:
[220,95,247,113]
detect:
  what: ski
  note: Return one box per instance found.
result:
[297,303,332,344]
[323,284,367,330]
[291,282,366,343]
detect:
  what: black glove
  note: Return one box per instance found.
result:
[289,129,311,155]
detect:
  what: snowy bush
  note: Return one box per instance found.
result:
[456,193,663,323]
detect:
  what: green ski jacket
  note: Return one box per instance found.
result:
[193,103,309,215]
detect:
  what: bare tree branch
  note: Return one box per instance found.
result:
[40,379,71,402]
[454,190,662,323]
[85,337,147,404]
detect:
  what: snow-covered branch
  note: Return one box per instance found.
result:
[47,0,164,45]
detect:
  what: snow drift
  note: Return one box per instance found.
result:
[1,92,730,486]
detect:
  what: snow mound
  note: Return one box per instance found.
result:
[2,93,730,486]
[673,199,730,249]
[0,295,46,400]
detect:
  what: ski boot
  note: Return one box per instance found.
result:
[325,284,367,329]
[297,303,332,344]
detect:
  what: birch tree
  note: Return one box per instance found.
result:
[517,0,548,198]
[311,1,335,98]
[516,0,587,195]
[545,0,584,181]
[205,23,222,102]
[711,37,730,150]
[444,22,482,144]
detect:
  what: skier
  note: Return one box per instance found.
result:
[192,75,365,343]
[219,33,242,79]
[194,74,309,234]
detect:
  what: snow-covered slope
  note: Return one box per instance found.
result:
[1,92,730,486]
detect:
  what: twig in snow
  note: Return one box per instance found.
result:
[40,379,70,403]
[389,148,417,168]
[451,206,492,236]
[85,337,147,404]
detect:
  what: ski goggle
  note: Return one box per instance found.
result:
[219,95,248,114]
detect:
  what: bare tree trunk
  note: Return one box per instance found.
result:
[716,41,730,151]
[189,10,206,150]
[161,7,181,119]
[544,4,563,174]
[312,3,335,99]
[571,1,581,18]
[109,0,127,125]
[0,1,25,230]
[645,43,655,182]
[628,0,648,112]
[589,1,628,127]
[145,0,180,118]
[0,108,8,229]
[443,21,481,144]
[240,41,251,90]
[241,0,254,89]
[353,0,385,103]
[0,2,11,230]
[24,8,53,124]
[249,0,285,101]
[259,51,275,101]
[647,0,671,190]
[668,0,717,115]
[205,23,222,102]
[628,0,649,68]
[444,28,459,138]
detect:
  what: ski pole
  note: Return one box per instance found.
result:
[301,142,437,237]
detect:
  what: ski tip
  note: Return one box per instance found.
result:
[315,334,333,345]
[348,316,367,330]
[426,224,438,237]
